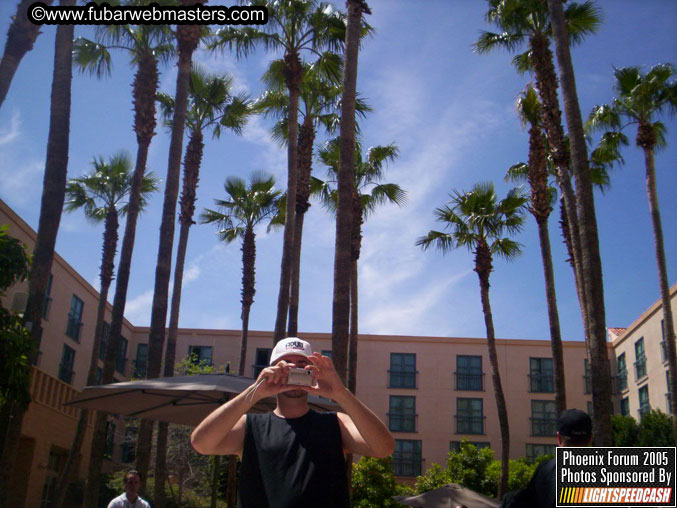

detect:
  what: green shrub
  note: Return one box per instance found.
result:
[637,410,675,447]
[351,456,413,508]
[612,414,639,446]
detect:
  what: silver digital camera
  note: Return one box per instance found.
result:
[286,368,314,386]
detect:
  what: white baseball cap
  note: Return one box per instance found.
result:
[269,337,313,365]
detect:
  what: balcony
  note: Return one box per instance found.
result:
[455,415,485,435]
[392,457,422,477]
[634,356,647,381]
[65,316,82,342]
[388,369,418,389]
[530,417,557,437]
[42,295,52,320]
[528,373,554,393]
[387,413,417,433]
[455,372,484,391]
[115,357,128,376]
[661,341,668,364]
[29,366,80,419]
[583,374,591,395]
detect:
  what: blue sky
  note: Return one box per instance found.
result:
[1,0,675,342]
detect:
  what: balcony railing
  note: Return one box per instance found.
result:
[115,357,128,376]
[42,295,52,320]
[388,369,418,389]
[455,372,484,391]
[133,359,147,378]
[638,403,651,419]
[528,373,554,393]
[617,369,628,391]
[634,356,647,380]
[29,366,80,419]
[455,415,485,435]
[387,413,417,433]
[530,417,557,437]
[583,374,591,395]
[392,456,423,477]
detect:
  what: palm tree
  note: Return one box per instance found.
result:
[0,0,75,493]
[152,65,251,508]
[210,0,348,346]
[545,0,612,446]
[139,11,204,494]
[505,85,566,415]
[474,0,601,352]
[417,183,527,499]
[253,59,371,336]
[51,154,158,508]
[315,137,404,393]
[72,15,175,505]
[332,0,371,383]
[0,0,54,109]
[587,63,677,438]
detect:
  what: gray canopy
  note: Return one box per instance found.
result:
[65,373,338,426]
[393,483,500,508]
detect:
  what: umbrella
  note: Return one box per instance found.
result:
[65,373,338,427]
[393,483,500,508]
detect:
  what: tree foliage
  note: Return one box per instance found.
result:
[351,456,413,508]
[611,411,676,447]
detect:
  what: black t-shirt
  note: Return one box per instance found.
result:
[501,459,556,508]
[238,409,350,508]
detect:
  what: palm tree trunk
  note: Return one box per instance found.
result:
[154,127,204,508]
[83,53,159,507]
[0,7,73,499]
[51,208,119,508]
[333,0,364,382]
[225,456,237,508]
[641,140,677,439]
[529,32,591,354]
[348,261,358,394]
[0,0,54,109]
[139,23,201,490]
[546,0,613,446]
[527,122,566,414]
[212,456,223,508]
[240,226,256,375]
[288,115,315,336]
[475,244,509,499]
[273,52,302,344]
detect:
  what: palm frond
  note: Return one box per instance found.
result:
[73,38,113,77]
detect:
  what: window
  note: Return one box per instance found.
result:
[456,398,484,434]
[188,345,213,366]
[121,423,137,463]
[253,348,271,378]
[638,385,650,419]
[116,336,128,375]
[42,274,53,320]
[33,327,43,366]
[531,400,557,436]
[321,349,332,358]
[134,344,148,378]
[634,338,647,380]
[456,355,483,391]
[526,444,556,463]
[583,359,591,395]
[529,358,554,393]
[587,401,594,418]
[666,371,672,413]
[388,396,416,432]
[99,322,110,361]
[392,439,421,477]
[65,295,84,341]
[617,353,628,391]
[95,367,102,385]
[40,447,67,508]
[449,441,490,452]
[59,345,75,384]
[389,353,417,388]
[620,397,630,416]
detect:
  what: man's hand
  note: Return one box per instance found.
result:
[300,352,346,400]
[248,360,302,402]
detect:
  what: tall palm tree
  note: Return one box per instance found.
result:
[545,0,612,446]
[51,154,158,508]
[315,137,404,393]
[152,65,251,508]
[210,0,347,345]
[505,85,566,415]
[417,183,527,499]
[587,63,677,437]
[333,0,371,383]
[139,11,204,494]
[0,0,54,109]
[0,1,75,495]
[473,0,601,352]
[253,59,371,336]
[74,18,175,506]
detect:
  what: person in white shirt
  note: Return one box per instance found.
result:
[107,470,151,508]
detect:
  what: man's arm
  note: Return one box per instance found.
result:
[303,353,395,458]
[190,361,299,456]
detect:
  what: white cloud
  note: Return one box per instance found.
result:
[0,159,44,206]
[0,110,20,145]
[124,289,154,326]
